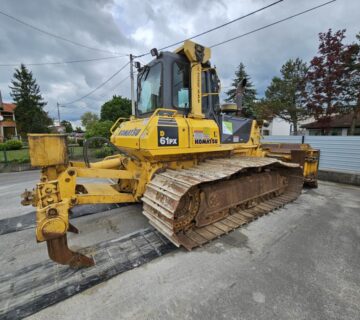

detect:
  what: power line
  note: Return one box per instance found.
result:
[62,61,130,105]
[135,0,284,57]
[210,0,336,48]
[106,75,131,94]
[93,74,131,99]
[0,9,126,55]
[0,55,127,67]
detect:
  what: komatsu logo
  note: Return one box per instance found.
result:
[119,128,141,136]
[194,138,218,144]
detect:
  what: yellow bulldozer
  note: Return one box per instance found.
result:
[22,40,319,268]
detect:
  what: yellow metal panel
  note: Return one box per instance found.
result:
[140,115,189,150]
[189,63,204,119]
[76,193,135,204]
[187,118,220,148]
[78,183,120,195]
[75,167,135,180]
[180,40,211,63]
[28,134,68,167]
[111,118,146,149]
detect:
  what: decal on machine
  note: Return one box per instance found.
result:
[193,129,218,144]
[118,128,141,136]
[158,126,179,146]
[222,121,233,135]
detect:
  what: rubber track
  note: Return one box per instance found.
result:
[142,156,303,249]
[0,228,175,320]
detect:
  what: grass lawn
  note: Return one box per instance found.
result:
[0,148,30,163]
[0,146,109,163]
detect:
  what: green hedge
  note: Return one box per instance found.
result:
[0,140,23,150]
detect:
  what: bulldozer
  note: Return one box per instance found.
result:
[22,40,318,268]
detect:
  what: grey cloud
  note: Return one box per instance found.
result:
[0,0,359,122]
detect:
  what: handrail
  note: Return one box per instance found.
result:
[153,108,177,117]
[110,117,129,134]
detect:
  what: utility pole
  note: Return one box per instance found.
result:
[56,102,61,125]
[130,54,135,116]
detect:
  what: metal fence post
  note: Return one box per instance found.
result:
[3,148,7,163]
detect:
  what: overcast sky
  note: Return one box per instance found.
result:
[0,0,359,126]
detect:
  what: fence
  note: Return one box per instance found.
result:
[262,135,360,173]
[0,145,107,164]
[2,137,359,174]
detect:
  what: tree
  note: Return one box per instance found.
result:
[85,120,113,139]
[100,95,131,122]
[304,29,351,121]
[343,32,360,135]
[225,63,257,117]
[9,64,52,136]
[252,99,276,122]
[264,58,308,135]
[74,126,84,133]
[81,112,99,130]
[60,120,73,133]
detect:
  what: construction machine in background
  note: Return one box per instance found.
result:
[22,40,319,268]
[262,142,319,187]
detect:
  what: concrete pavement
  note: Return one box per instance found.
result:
[20,181,360,320]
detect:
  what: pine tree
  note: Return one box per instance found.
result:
[9,64,52,136]
[265,58,308,135]
[225,63,257,117]
[304,29,350,120]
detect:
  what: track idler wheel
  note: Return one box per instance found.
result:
[46,234,95,268]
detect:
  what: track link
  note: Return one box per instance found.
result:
[142,156,303,250]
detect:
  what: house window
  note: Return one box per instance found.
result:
[328,128,342,136]
[347,127,360,135]
[262,129,270,136]
[308,129,322,136]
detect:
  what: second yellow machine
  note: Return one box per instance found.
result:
[23,41,318,267]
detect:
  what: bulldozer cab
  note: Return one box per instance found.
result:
[135,51,221,119]
[135,40,253,144]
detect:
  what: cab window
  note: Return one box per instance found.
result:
[137,63,162,114]
[172,61,190,109]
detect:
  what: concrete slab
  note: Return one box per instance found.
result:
[23,181,360,320]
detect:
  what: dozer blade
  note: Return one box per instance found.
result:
[47,235,95,268]
[142,156,303,250]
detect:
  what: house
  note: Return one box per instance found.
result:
[49,124,66,134]
[0,98,18,142]
[261,117,314,136]
[301,112,360,136]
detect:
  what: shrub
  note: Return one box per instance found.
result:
[78,139,84,147]
[11,156,30,164]
[0,143,5,151]
[4,140,23,150]
[94,146,113,159]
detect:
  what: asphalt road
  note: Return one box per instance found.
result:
[16,181,359,320]
[0,170,109,220]
[0,170,40,219]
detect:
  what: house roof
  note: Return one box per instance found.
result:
[301,112,360,129]
[1,103,16,113]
